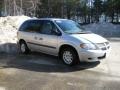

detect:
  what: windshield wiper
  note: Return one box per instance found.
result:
[71,31,91,34]
[65,31,92,34]
[75,32,87,34]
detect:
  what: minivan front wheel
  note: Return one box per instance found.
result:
[20,41,30,54]
[60,47,79,66]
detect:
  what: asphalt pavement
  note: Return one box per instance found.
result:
[0,40,120,90]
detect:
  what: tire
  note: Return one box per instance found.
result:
[19,41,30,54]
[60,47,79,66]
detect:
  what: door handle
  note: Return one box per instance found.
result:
[34,37,37,40]
[39,38,43,40]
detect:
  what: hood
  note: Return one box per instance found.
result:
[71,33,108,43]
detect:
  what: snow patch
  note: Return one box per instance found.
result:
[0,16,31,53]
[83,22,120,37]
[0,15,31,43]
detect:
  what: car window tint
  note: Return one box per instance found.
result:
[19,21,29,31]
[40,21,52,34]
[23,20,42,33]
[40,20,58,35]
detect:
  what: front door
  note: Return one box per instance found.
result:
[38,20,61,55]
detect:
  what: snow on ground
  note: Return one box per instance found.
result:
[0,16,31,53]
[0,15,31,43]
[0,15,30,29]
[83,22,120,38]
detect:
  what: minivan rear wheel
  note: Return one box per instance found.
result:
[20,41,30,54]
[60,47,79,66]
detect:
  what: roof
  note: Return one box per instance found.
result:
[28,18,68,21]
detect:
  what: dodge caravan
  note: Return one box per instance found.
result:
[17,18,110,65]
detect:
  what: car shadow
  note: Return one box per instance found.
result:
[0,43,100,73]
[0,43,18,54]
[0,52,100,73]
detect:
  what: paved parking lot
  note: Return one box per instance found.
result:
[0,40,120,90]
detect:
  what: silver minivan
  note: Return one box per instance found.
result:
[17,18,110,66]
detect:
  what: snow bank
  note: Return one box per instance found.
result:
[0,15,31,43]
[0,16,31,53]
[83,22,120,38]
[0,15,31,31]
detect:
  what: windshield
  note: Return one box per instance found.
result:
[55,20,84,34]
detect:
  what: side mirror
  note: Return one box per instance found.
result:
[52,28,62,36]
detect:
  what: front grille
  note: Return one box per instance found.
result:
[101,47,107,50]
[107,46,110,49]
[96,42,110,51]
[105,42,109,45]
[97,43,105,48]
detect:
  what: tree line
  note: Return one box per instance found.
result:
[0,0,120,23]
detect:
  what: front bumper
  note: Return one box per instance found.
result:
[78,49,110,62]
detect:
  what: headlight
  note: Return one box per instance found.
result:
[80,43,97,50]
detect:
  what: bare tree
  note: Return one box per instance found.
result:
[2,0,39,16]
[26,0,39,17]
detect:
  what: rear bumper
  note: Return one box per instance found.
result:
[78,49,110,62]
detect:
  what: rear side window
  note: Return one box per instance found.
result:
[19,20,42,33]
[19,21,29,31]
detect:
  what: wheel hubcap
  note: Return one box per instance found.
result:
[63,51,73,64]
[21,43,26,53]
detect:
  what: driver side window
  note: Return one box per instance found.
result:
[40,20,59,35]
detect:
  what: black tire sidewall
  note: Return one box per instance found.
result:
[20,41,29,54]
[61,48,78,66]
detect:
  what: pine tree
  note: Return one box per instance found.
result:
[93,0,103,22]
